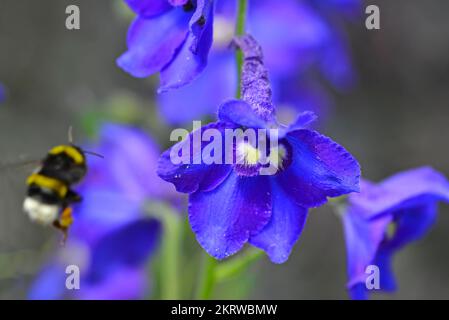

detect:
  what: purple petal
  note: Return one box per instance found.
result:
[28,264,67,300]
[278,111,318,138]
[157,53,235,124]
[218,99,269,129]
[373,203,438,292]
[287,111,317,130]
[188,0,214,53]
[78,268,148,300]
[250,0,330,76]
[371,248,396,292]
[87,219,160,282]
[93,123,175,200]
[29,258,150,300]
[275,79,332,121]
[189,172,272,259]
[343,207,392,291]
[349,283,369,300]
[158,122,233,194]
[124,0,171,17]
[117,12,189,78]
[320,37,357,92]
[169,0,189,6]
[386,202,438,251]
[250,178,308,263]
[350,167,449,219]
[277,129,360,207]
[344,167,449,299]
[30,204,158,300]
[313,0,363,20]
[0,83,6,103]
[71,188,143,245]
[159,0,214,91]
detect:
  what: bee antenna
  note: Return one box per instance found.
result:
[68,126,74,144]
[83,150,104,159]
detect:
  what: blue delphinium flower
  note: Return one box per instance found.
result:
[29,124,176,299]
[29,218,160,300]
[342,167,449,300]
[249,0,357,91]
[117,0,214,92]
[157,0,357,124]
[158,35,360,263]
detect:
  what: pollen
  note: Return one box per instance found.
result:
[387,222,397,239]
[269,144,288,171]
[237,142,261,166]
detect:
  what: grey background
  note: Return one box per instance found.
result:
[0,0,448,299]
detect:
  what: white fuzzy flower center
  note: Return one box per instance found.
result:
[237,142,261,166]
[268,144,288,172]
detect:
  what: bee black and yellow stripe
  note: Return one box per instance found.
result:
[49,145,85,165]
[26,173,68,198]
[24,142,87,232]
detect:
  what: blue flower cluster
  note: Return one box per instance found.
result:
[117,0,360,124]
[117,0,214,92]
[343,167,449,299]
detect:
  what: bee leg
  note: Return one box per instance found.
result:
[53,207,74,245]
[66,190,82,203]
[52,221,68,245]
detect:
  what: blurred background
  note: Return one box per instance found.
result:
[1,0,448,299]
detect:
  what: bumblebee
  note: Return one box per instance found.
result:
[23,144,87,242]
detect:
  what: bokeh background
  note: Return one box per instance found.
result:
[1,0,448,299]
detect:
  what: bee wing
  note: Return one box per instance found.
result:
[0,159,41,172]
[0,158,42,220]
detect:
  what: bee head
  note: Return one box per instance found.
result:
[41,145,87,184]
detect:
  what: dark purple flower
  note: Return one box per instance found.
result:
[343,167,449,299]
[157,0,356,124]
[29,218,160,300]
[117,0,214,92]
[29,124,175,299]
[158,35,360,263]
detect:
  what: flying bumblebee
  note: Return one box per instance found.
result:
[23,144,87,242]
[21,129,101,243]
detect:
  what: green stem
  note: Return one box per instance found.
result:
[235,0,248,99]
[215,248,264,282]
[194,0,249,300]
[146,202,182,300]
[195,253,218,299]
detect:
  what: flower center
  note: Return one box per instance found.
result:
[234,139,292,177]
[386,222,397,240]
[268,144,289,172]
[236,142,261,166]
